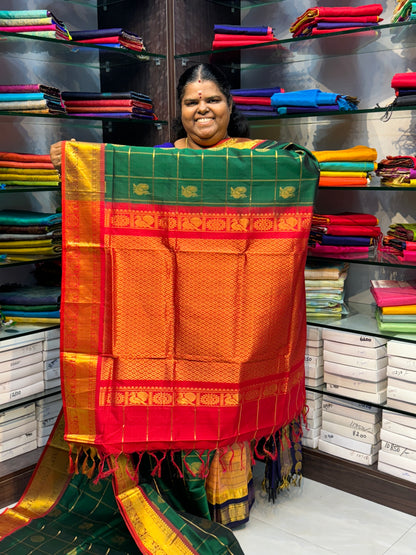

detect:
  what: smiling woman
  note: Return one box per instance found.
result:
[168,63,251,150]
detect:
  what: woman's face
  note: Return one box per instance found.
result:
[180,79,231,147]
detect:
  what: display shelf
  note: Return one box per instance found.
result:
[307,251,416,269]
[235,105,415,121]
[0,255,61,268]
[0,31,164,68]
[0,385,61,414]
[306,382,414,419]
[307,300,416,343]
[0,323,60,343]
[0,111,167,127]
[0,186,60,193]
[175,21,416,64]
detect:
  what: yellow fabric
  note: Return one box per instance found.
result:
[319,171,368,178]
[312,145,378,163]
[205,443,252,526]
[382,305,416,314]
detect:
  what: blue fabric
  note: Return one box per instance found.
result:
[271,89,357,111]
[321,235,373,246]
[0,93,45,101]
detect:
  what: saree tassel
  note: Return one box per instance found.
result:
[149,451,167,478]
[170,450,184,478]
[253,439,266,461]
[94,454,116,483]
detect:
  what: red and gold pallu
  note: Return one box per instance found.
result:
[0,139,319,554]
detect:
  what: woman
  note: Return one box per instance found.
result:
[12,64,317,554]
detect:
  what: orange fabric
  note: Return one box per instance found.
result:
[60,140,319,457]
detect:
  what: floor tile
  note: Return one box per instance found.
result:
[233,516,336,554]
[244,463,416,554]
[384,523,416,554]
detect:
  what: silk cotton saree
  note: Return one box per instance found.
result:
[0,139,319,554]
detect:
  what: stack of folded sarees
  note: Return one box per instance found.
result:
[371,279,416,333]
[0,150,60,189]
[389,72,416,109]
[305,261,349,318]
[382,222,416,261]
[270,89,359,116]
[0,284,61,324]
[392,0,416,21]
[70,28,145,52]
[312,145,378,187]
[0,209,62,261]
[212,24,277,50]
[61,91,156,119]
[376,154,416,187]
[289,4,383,37]
[309,212,381,259]
[230,86,284,117]
[0,84,65,115]
[0,9,71,40]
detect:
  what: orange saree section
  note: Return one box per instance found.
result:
[60,141,319,456]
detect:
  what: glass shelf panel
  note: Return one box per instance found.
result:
[0,111,167,126]
[0,323,60,343]
[206,0,285,8]
[305,384,416,419]
[0,255,61,268]
[176,22,416,66]
[0,32,165,69]
[0,386,61,412]
[0,187,60,194]
[307,301,416,344]
[239,105,414,122]
[308,251,416,270]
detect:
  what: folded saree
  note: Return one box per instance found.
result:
[382,304,416,314]
[370,279,416,306]
[376,311,416,332]
[271,89,359,110]
[0,210,61,226]
[214,24,273,35]
[312,212,379,226]
[312,145,378,162]
[318,175,369,187]
[319,161,377,171]
[290,5,384,36]
[230,87,284,97]
[318,224,381,237]
[391,72,416,89]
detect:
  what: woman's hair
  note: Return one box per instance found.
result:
[171,63,250,141]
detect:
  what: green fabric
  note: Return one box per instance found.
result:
[376,310,416,332]
[140,482,244,555]
[318,161,376,172]
[104,143,318,207]
[148,451,214,520]
[0,473,140,554]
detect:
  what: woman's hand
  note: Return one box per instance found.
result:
[50,138,76,172]
[50,141,63,171]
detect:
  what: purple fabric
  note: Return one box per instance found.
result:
[321,235,373,246]
[316,21,378,29]
[70,28,123,40]
[397,88,416,96]
[230,87,283,97]
[67,112,153,119]
[214,24,270,35]
[235,104,275,112]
